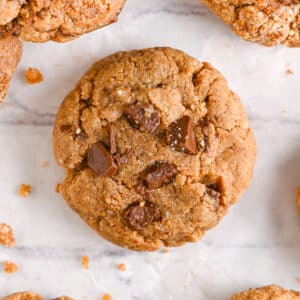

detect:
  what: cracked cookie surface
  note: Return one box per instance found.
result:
[200,0,300,46]
[232,285,300,299]
[0,35,22,101]
[53,47,256,251]
[0,0,126,42]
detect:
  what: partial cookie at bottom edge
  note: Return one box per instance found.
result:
[232,285,300,299]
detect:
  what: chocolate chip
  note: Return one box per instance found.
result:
[60,124,73,133]
[206,184,221,208]
[144,162,177,189]
[124,201,161,231]
[124,104,160,133]
[119,148,133,164]
[88,142,119,177]
[279,0,300,4]
[166,116,197,155]
[109,124,117,155]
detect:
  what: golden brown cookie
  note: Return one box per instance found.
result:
[0,35,22,101]
[2,292,43,300]
[53,47,256,251]
[1,293,72,300]
[0,0,126,42]
[232,285,300,299]
[200,0,300,47]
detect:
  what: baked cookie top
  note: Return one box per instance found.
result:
[0,35,22,101]
[232,285,300,300]
[0,0,126,42]
[2,292,43,300]
[200,0,300,47]
[53,47,256,251]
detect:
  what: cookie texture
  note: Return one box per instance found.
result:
[53,47,256,251]
[1,293,72,300]
[2,292,43,300]
[0,35,22,101]
[232,285,300,300]
[0,0,126,42]
[200,0,300,47]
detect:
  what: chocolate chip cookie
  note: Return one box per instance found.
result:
[2,292,72,300]
[0,1,126,101]
[53,47,256,251]
[201,0,300,47]
[232,285,300,299]
[2,292,42,300]
[0,35,22,101]
[0,0,126,42]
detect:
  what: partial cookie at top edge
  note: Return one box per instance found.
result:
[0,0,126,42]
[231,285,300,299]
[200,0,300,47]
[53,47,256,251]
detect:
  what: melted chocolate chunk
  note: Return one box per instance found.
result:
[109,124,117,155]
[144,162,177,189]
[279,0,300,4]
[166,116,197,155]
[124,104,160,133]
[60,124,73,133]
[124,201,161,231]
[88,142,119,177]
[206,184,222,208]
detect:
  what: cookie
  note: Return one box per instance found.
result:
[0,0,126,42]
[2,292,43,300]
[0,35,22,101]
[1,293,72,300]
[53,47,256,251]
[232,285,300,299]
[200,0,300,47]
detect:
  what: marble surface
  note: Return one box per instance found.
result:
[1,0,300,299]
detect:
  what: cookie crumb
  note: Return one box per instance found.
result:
[55,183,61,193]
[25,67,43,84]
[4,261,18,273]
[41,161,49,169]
[0,223,15,247]
[19,183,31,198]
[297,187,300,209]
[162,248,169,253]
[117,263,126,271]
[286,68,294,76]
[102,294,112,300]
[81,255,89,270]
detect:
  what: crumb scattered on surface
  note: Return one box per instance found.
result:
[41,161,49,169]
[25,67,43,84]
[297,277,300,284]
[55,183,61,193]
[286,68,294,76]
[81,255,89,270]
[162,249,170,253]
[102,294,112,300]
[19,184,31,198]
[0,223,15,247]
[297,187,300,209]
[117,263,126,271]
[280,109,288,115]
[4,261,18,273]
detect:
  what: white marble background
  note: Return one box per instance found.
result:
[1,0,300,299]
